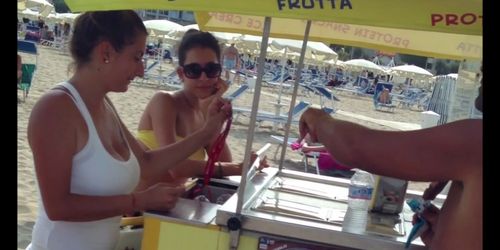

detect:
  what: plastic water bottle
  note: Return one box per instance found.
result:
[342,169,374,234]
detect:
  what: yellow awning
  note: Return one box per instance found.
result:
[196,12,482,60]
[64,0,482,36]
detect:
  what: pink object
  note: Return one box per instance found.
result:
[290,141,302,150]
[317,152,351,171]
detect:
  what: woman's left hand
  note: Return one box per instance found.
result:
[213,78,229,98]
[249,151,269,171]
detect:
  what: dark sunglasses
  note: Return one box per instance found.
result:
[182,62,222,79]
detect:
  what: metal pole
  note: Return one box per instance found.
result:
[278,20,312,170]
[235,16,272,215]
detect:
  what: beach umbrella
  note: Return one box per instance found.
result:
[390,65,434,78]
[20,0,54,17]
[343,59,385,73]
[143,19,183,35]
[167,23,199,40]
[18,8,40,19]
[211,31,242,43]
[57,12,81,23]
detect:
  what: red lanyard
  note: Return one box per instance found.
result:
[203,115,232,187]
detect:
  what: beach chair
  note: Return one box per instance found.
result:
[233,101,311,129]
[161,70,183,89]
[373,82,396,112]
[225,84,249,101]
[18,40,38,102]
[270,135,320,174]
[312,85,340,105]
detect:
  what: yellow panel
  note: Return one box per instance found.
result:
[141,217,160,250]
[217,231,259,250]
[157,221,221,250]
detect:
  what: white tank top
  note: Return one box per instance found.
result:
[28,82,140,250]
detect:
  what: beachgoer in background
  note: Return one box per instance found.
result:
[222,43,240,83]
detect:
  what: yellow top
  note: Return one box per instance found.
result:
[136,130,207,161]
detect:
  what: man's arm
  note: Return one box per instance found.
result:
[300,108,482,182]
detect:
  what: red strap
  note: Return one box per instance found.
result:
[192,110,232,201]
[203,115,232,187]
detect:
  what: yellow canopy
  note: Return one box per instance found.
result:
[63,0,482,60]
[64,0,482,36]
[196,12,482,60]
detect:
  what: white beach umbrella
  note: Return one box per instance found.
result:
[211,31,242,43]
[57,12,81,23]
[143,19,183,35]
[233,34,263,55]
[20,0,53,17]
[167,23,199,39]
[390,64,434,78]
[19,8,40,19]
[343,59,385,73]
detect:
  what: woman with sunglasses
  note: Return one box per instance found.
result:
[136,30,268,192]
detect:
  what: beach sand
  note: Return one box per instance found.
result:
[17,46,430,249]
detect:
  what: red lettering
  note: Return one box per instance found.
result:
[432,13,482,26]
[446,14,459,25]
[461,13,477,25]
[431,14,444,26]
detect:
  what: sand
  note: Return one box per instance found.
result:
[17,46,429,249]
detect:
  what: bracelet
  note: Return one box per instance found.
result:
[217,162,223,177]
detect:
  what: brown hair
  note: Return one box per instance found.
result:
[70,10,147,68]
[177,29,221,66]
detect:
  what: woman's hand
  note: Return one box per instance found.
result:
[134,183,184,211]
[213,78,229,98]
[256,154,269,171]
[239,151,269,172]
[203,97,232,137]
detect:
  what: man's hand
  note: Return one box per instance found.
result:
[412,204,440,246]
[422,181,448,200]
[299,107,330,143]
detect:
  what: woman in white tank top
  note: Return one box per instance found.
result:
[26,10,231,250]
